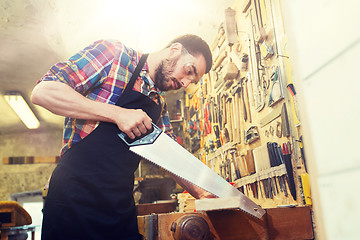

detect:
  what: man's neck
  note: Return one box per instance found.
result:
[146,49,169,80]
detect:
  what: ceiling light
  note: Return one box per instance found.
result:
[4,92,40,129]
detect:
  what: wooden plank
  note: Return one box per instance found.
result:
[246,149,256,174]
[136,201,176,216]
[259,104,282,127]
[266,206,314,240]
[196,197,251,212]
[206,209,268,240]
[34,156,60,163]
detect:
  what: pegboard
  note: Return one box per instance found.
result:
[170,0,311,209]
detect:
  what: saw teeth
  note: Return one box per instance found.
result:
[127,132,266,219]
[132,151,220,197]
[131,151,268,219]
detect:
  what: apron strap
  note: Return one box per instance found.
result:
[118,53,149,103]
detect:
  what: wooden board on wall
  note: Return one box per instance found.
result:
[3,156,60,164]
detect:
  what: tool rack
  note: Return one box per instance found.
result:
[170,0,311,210]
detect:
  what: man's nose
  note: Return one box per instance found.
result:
[180,78,192,88]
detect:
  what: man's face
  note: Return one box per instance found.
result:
[154,47,206,91]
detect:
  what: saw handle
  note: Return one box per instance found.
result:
[118,122,162,147]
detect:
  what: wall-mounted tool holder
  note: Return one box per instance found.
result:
[170,0,310,209]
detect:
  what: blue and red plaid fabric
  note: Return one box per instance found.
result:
[38,40,175,155]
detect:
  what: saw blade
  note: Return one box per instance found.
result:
[125,130,265,219]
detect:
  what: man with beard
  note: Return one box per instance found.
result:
[31,34,213,240]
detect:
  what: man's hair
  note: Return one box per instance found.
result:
[166,34,213,73]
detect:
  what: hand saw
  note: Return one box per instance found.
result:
[118,123,265,219]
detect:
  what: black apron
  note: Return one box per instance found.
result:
[42,54,161,240]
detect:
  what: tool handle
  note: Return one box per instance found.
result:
[118,123,162,147]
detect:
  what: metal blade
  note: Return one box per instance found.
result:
[129,132,265,219]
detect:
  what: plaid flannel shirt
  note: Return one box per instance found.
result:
[38,40,175,156]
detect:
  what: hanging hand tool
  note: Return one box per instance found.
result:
[231,84,242,143]
[245,126,260,144]
[249,183,258,199]
[246,11,265,112]
[220,152,228,181]
[212,99,222,148]
[276,121,282,138]
[213,50,227,71]
[230,85,241,143]
[268,66,284,107]
[231,94,238,143]
[216,95,223,131]
[253,144,271,172]
[230,149,241,180]
[224,7,238,46]
[282,142,297,201]
[184,93,190,121]
[268,178,274,199]
[226,155,233,182]
[240,77,248,122]
[281,103,291,137]
[225,97,234,142]
[287,83,301,124]
[240,154,250,177]
[259,104,282,128]
[223,61,239,81]
[297,136,308,172]
[204,102,212,136]
[246,149,256,175]
[213,125,222,148]
[300,173,312,206]
[273,143,284,166]
[257,178,263,198]
[211,24,225,51]
[267,142,276,167]
[280,175,288,197]
[221,92,228,129]
[244,78,252,123]
[219,162,225,179]
[260,42,274,59]
[273,176,280,195]
[229,51,249,72]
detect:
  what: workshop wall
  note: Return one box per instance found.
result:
[0,130,62,200]
[281,1,360,239]
[171,0,310,212]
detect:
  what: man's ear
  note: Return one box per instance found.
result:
[169,43,183,58]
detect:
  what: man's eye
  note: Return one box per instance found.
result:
[186,67,192,75]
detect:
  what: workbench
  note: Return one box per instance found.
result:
[138,206,314,240]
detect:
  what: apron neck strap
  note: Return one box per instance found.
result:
[120,53,149,98]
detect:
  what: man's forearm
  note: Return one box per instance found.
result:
[171,172,216,199]
[31,81,152,139]
[31,81,118,122]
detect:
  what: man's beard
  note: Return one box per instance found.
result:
[154,57,180,91]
